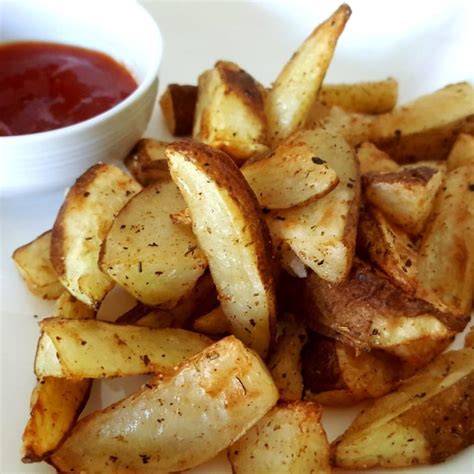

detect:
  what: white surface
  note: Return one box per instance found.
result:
[0,0,162,196]
[1,0,474,472]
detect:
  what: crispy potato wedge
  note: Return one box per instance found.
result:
[447,133,474,170]
[358,206,418,294]
[270,129,360,282]
[465,327,474,348]
[332,348,474,469]
[298,259,467,358]
[357,141,399,174]
[51,164,141,308]
[241,128,339,209]
[124,138,170,186]
[363,161,446,235]
[167,141,276,357]
[318,78,398,114]
[229,401,330,474]
[35,318,211,378]
[22,292,94,462]
[50,336,278,473]
[193,60,268,160]
[267,315,307,401]
[371,82,474,163]
[193,306,230,335]
[12,230,64,300]
[100,179,207,307]
[416,165,474,315]
[159,83,197,136]
[265,4,351,145]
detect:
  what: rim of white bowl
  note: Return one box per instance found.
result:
[0,1,163,144]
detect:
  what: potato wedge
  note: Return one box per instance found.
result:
[35,318,211,378]
[229,401,330,474]
[267,315,307,401]
[124,138,170,186]
[357,206,418,294]
[159,83,197,136]
[297,259,467,357]
[265,4,351,145]
[12,230,64,300]
[54,290,96,320]
[167,141,276,357]
[51,164,141,308]
[193,306,230,335]
[318,78,398,114]
[357,141,399,174]
[193,60,268,160]
[465,327,474,348]
[100,179,207,307]
[241,128,339,209]
[371,82,474,163]
[49,336,278,473]
[447,132,474,170]
[416,165,474,315]
[332,348,474,469]
[363,161,446,235]
[269,129,360,282]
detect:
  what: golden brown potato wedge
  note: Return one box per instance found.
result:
[363,161,446,235]
[12,230,64,300]
[416,165,474,315]
[371,82,474,163]
[357,206,418,294]
[123,138,170,186]
[332,348,474,469]
[318,78,398,114]
[35,318,211,378]
[265,4,351,145]
[54,290,96,320]
[167,141,276,357]
[51,164,141,308]
[241,128,339,209]
[447,133,474,170]
[229,401,330,474]
[193,60,268,160]
[49,336,278,473]
[465,326,474,348]
[356,141,399,174]
[159,83,197,136]
[100,179,208,308]
[269,129,360,282]
[192,306,230,336]
[267,314,307,401]
[297,259,467,358]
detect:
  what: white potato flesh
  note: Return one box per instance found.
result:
[35,318,211,378]
[51,164,142,308]
[50,336,278,473]
[100,180,207,307]
[167,142,276,357]
[357,142,399,174]
[272,129,360,282]
[229,401,331,474]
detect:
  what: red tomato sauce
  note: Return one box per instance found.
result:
[0,42,137,136]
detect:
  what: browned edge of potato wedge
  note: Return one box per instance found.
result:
[447,133,474,170]
[49,336,278,473]
[331,348,474,469]
[51,163,141,308]
[356,141,399,174]
[12,230,64,300]
[192,305,230,336]
[159,83,197,136]
[228,401,330,474]
[167,141,276,357]
[265,4,351,145]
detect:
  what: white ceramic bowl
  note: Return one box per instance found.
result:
[0,0,162,196]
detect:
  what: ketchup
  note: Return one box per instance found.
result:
[0,42,137,136]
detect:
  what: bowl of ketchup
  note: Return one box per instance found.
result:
[0,0,162,196]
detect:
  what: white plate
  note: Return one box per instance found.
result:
[1,0,473,472]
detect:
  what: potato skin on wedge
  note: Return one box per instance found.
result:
[49,336,278,473]
[332,348,474,469]
[167,141,276,357]
[51,164,141,308]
